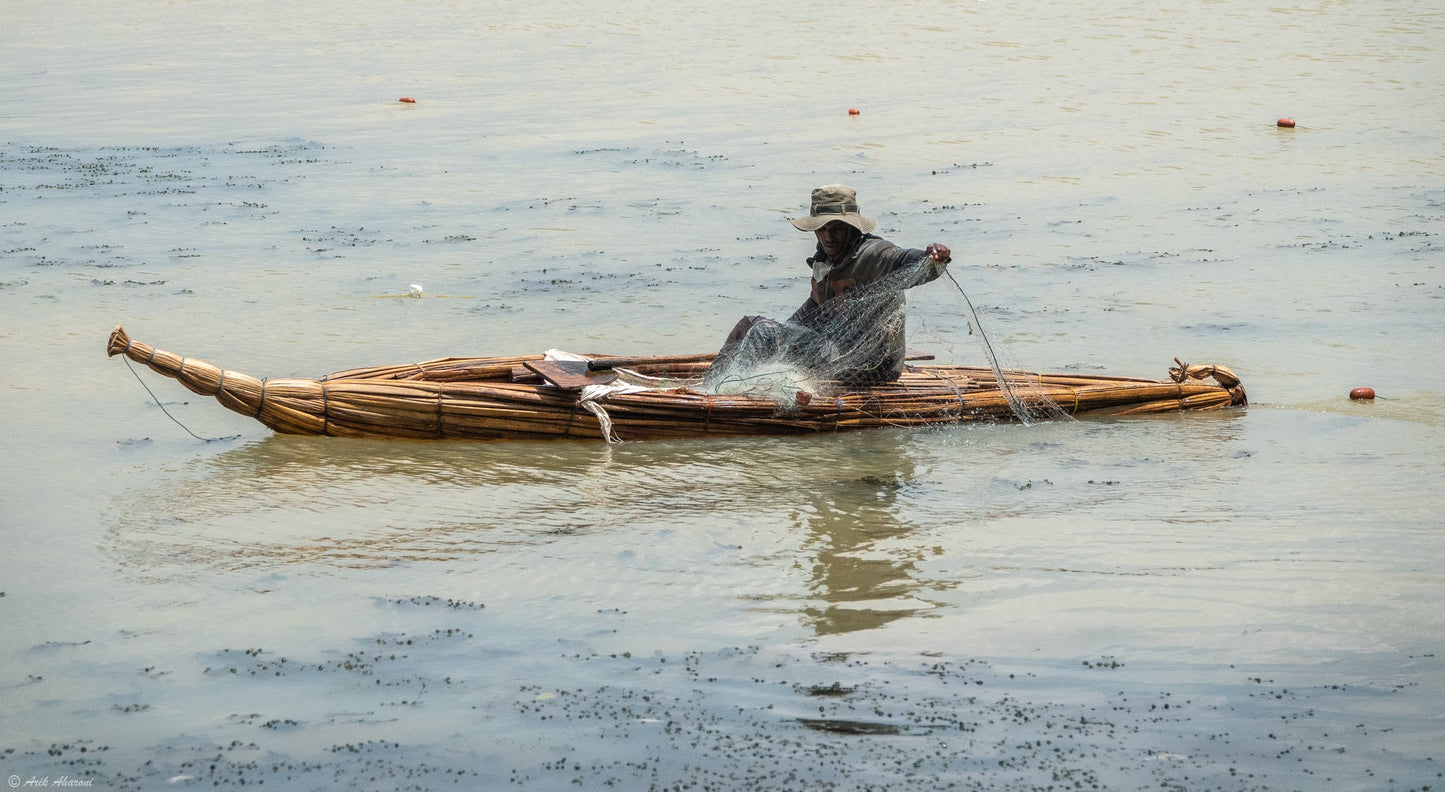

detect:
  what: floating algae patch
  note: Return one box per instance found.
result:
[6,630,1438,791]
[503,648,1132,790]
[3,735,483,790]
[496,647,1443,791]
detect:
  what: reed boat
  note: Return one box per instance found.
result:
[107,326,1247,442]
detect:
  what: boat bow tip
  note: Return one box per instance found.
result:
[108,325,130,357]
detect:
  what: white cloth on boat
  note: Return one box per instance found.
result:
[578,381,651,443]
[546,350,679,443]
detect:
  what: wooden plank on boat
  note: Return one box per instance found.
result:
[587,353,717,371]
[524,359,619,391]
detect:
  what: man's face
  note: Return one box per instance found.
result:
[814,221,856,260]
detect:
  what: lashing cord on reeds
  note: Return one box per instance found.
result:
[121,354,239,443]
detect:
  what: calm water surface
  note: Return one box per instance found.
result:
[2,1,1443,789]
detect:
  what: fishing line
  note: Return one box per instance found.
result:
[122,356,239,443]
[940,267,1031,422]
[941,266,1069,425]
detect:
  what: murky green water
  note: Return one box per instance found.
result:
[3,1,1442,789]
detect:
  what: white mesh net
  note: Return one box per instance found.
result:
[701,257,1071,425]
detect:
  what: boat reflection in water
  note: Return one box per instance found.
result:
[103,428,942,633]
[102,413,1251,641]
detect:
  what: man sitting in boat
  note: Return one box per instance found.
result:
[703,183,951,389]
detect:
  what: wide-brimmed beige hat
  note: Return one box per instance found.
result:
[788,183,877,234]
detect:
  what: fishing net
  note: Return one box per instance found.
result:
[700,257,1071,424]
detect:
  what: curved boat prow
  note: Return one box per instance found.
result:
[108,326,328,435]
[1170,358,1248,407]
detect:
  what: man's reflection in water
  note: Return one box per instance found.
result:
[797,453,930,636]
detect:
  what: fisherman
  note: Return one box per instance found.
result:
[703,183,951,388]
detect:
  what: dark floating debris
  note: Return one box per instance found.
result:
[804,682,856,697]
[797,717,903,735]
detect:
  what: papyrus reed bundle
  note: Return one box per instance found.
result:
[108,326,1245,442]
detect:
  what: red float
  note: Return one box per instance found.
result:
[1349,387,1376,400]
[1277,117,1295,128]
[399,97,417,104]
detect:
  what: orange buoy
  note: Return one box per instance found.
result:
[1277,117,1295,128]
[1349,387,1375,400]
[848,108,860,115]
[399,97,417,104]
[795,391,813,407]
